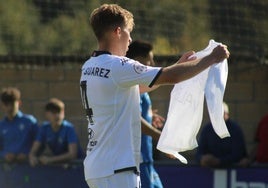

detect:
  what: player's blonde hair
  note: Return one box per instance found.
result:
[90,4,134,40]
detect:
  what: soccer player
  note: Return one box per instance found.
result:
[0,87,38,163]
[127,40,164,188]
[80,4,230,188]
[29,98,84,166]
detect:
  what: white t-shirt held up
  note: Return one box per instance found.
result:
[157,40,230,164]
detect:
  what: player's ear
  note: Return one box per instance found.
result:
[114,26,121,36]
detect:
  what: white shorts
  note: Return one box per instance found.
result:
[86,171,141,188]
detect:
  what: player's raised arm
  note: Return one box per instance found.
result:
[139,50,198,93]
[155,45,230,85]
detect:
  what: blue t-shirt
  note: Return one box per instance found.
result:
[36,120,84,159]
[0,111,38,158]
[140,93,153,163]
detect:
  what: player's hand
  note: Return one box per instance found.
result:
[166,153,176,159]
[152,109,165,129]
[177,51,196,64]
[210,45,230,63]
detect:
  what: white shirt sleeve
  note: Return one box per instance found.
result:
[111,57,161,88]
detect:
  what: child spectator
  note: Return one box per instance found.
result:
[29,98,84,166]
[0,87,38,163]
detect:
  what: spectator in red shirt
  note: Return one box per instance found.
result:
[254,113,268,163]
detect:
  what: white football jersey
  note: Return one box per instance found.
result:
[80,51,161,179]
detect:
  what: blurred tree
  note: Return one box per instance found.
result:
[209,0,267,61]
[0,0,39,54]
[33,0,99,55]
[37,12,94,55]
[0,0,266,59]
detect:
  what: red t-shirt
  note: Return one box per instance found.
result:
[256,114,268,162]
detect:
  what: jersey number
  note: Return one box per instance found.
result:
[80,80,94,125]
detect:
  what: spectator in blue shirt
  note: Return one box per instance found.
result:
[0,87,38,163]
[29,98,84,167]
[196,102,250,167]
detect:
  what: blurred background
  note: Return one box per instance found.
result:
[0,0,267,162]
[0,0,268,187]
[0,0,267,59]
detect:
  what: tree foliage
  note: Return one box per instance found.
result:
[0,0,267,58]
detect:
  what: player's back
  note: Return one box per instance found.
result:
[80,52,141,179]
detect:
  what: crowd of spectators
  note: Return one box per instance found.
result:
[0,89,267,169]
[0,87,84,166]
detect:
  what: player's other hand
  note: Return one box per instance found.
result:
[177,51,196,64]
[210,45,230,63]
[152,109,165,129]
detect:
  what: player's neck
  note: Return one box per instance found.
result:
[98,40,120,56]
